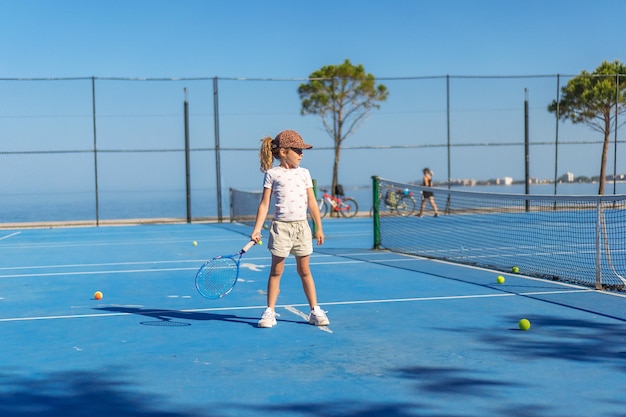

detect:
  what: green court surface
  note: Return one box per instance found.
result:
[1,219,625,417]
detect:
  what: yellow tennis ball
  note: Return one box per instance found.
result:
[518,318,531,331]
[512,266,520,273]
[496,275,505,284]
[192,241,198,246]
[258,240,263,246]
[94,291,103,300]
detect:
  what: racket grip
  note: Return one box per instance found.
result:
[242,240,257,253]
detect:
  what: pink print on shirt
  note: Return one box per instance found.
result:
[263,166,313,222]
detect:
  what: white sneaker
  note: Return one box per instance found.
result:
[308,306,330,326]
[258,307,278,328]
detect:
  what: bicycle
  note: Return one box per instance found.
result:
[317,188,359,218]
[371,187,417,216]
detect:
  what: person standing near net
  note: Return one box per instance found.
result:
[250,129,330,328]
[417,167,439,217]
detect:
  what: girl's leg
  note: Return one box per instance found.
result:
[266,255,286,309]
[258,255,286,328]
[295,255,317,308]
[296,255,329,326]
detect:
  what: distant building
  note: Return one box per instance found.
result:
[558,172,575,182]
[607,174,625,181]
[449,179,476,186]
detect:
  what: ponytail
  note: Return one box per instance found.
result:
[259,136,275,172]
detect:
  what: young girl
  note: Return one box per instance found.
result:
[250,129,329,328]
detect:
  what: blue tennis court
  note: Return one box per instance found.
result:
[1,218,625,417]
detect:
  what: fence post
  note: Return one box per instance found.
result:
[613,74,620,195]
[553,74,560,196]
[184,88,191,223]
[213,77,223,222]
[91,76,100,226]
[524,88,530,212]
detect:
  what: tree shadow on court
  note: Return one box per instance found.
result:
[3,366,621,417]
[386,364,626,417]
[393,365,522,396]
[0,369,203,417]
[232,402,427,417]
[479,314,626,371]
[0,369,437,417]
[229,393,568,417]
[388,365,555,417]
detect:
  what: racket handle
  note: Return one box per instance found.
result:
[242,240,257,253]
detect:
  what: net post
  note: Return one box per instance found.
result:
[595,200,603,290]
[372,176,381,249]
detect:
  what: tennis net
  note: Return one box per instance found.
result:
[372,176,626,291]
[229,188,279,224]
[229,188,262,223]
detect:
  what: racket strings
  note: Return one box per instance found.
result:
[196,257,239,299]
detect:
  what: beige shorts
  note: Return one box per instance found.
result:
[268,220,313,258]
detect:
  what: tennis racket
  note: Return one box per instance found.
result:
[195,240,260,299]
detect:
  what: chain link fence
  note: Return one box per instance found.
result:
[0,75,623,225]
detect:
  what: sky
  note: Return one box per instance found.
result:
[1,0,625,198]
[2,0,622,78]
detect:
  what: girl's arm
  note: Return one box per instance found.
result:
[251,187,272,243]
[306,187,324,245]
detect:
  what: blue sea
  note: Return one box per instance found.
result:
[1,182,625,224]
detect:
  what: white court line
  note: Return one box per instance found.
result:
[0,289,591,323]
[0,257,367,278]
[0,251,380,274]
[0,267,196,279]
[0,260,205,272]
[0,231,20,241]
[0,256,274,272]
[0,262,268,278]
[317,289,593,307]
[284,305,333,333]
[3,251,623,304]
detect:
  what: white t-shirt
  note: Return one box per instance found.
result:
[263,166,313,221]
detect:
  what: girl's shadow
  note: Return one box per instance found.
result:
[94,306,305,327]
[95,306,259,327]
